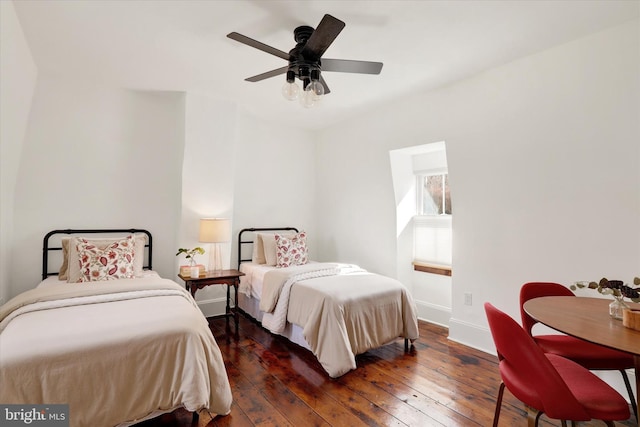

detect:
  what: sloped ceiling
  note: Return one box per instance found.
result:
[12,0,639,131]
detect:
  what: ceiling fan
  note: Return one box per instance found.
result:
[227,14,383,107]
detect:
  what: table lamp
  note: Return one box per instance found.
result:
[199,218,231,272]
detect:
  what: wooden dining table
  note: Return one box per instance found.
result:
[524,296,640,426]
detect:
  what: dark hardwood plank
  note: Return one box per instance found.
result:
[138,314,636,427]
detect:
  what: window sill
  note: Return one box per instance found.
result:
[413,262,452,276]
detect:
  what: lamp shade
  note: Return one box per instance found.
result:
[199,218,231,243]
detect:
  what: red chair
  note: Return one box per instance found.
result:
[520,282,637,419]
[485,302,630,427]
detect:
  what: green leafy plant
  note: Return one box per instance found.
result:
[175,247,205,265]
[570,277,640,303]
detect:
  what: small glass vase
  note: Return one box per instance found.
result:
[609,295,629,320]
[189,259,200,278]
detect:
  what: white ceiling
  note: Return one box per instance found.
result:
[12,0,639,131]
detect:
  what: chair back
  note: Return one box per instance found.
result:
[520,282,574,335]
[484,302,590,420]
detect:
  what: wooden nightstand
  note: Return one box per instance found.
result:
[178,269,245,328]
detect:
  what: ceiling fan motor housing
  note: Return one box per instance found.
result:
[294,26,314,44]
[289,26,321,85]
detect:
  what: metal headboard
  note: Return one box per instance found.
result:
[237,227,299,269]
[42,228,153,280]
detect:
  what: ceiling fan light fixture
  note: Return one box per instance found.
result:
[299,86,316,108]
[282,81,300,101]
[282,69,300,101]
[308,69,324,99]
[286,70,296,83]
[308,81,324,98]
[228,14,382,108]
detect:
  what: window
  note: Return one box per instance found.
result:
[390,140,452,275]
[412,144,452,270]
[417,174,452,215]
[413,214,452,267]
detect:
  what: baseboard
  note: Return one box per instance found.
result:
[195,297,228,318]
[447,316,495,355]
[415,299,451,328]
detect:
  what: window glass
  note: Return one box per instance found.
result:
[419,174,452,215]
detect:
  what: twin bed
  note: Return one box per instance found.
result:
[0,229,232,427]
[236,227,419,378]
[0,226,420,426]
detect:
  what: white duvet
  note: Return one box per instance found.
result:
[0,277,232,427]
[258,263,420,378]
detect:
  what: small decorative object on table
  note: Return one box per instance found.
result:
[176,247,205,278]
[571,277,640,320]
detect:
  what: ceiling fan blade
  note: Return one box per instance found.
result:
[322,58,383,74]
[227,32,290,61]
[320,75,331,95]
[245,66,289,82]
[301,14,345,60]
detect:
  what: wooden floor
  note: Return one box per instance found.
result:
[139,313,636,427]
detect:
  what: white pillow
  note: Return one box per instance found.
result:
[251,234,266,264]
[67,234,146,282]
[254,232,296,266]
[59,238,71,280]
[261,234,278,266]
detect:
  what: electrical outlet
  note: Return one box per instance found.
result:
[464,292,472,306]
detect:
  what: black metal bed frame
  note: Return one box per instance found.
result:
[42,228,153,280]
[237,227,299,269]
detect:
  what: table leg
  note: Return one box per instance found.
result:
[635,355,640,427]
[225,283,231,329]
[186,282,196,299]
[234,281,239,330]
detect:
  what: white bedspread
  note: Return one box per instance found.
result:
[0,277,233,427]
[259,263,419,378]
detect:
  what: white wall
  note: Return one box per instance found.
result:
[315,129,398,272]
[178,93,238,316]
[185,107,317,316]
[316,20,640,352]
[11,76,185,296]
[232,112,317,265]
[0,1,37,304]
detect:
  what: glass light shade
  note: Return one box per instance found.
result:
[199,218,231,243]
[299,87,316,108]
[308,80,324,99]
[281,82,299,101]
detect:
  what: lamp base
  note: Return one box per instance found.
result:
[209,243,223,273]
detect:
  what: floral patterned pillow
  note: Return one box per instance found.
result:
[275,231,308,268]
[75,235,135,282]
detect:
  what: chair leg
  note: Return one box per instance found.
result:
[620,369,638,420]
[533,410,542,427]
[560,421,567,427]
[493,382,505,427]
[525,407,539,427]
[603,421,615,427]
